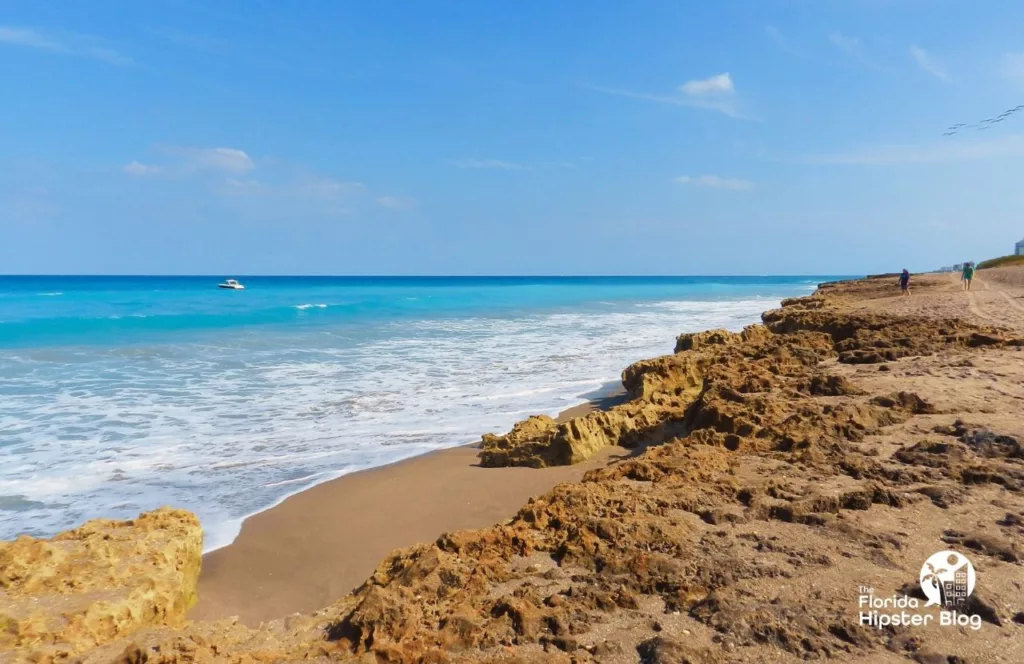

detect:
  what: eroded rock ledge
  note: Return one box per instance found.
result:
[0,508,200,661]
[479,287,1018,470]
[5,276,1024,663]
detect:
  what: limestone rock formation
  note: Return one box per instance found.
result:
[0,508,202,661]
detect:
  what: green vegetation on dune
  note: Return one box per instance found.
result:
[977,255,1024,270]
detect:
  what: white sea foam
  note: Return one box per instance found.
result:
[0,291,810,550]
[295,303,328,310]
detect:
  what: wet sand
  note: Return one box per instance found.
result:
[191,386,627,625]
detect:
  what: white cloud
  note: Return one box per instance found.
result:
[376,196,416,209]
[586,79,755,121]
[127,147,255,175]
[675,175,753,190]
[804,134,1024,165]
[910,45,947,81]
[448,158,526,170]
[680,73,734,96]
[0,25,131,65]
[180,147,255,173]
[123,161,162,176]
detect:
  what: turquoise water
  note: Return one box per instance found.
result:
[0,275,832,549]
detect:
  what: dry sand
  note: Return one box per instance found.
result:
[191,387,627,625]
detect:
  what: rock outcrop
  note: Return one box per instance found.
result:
[0,508,201,661]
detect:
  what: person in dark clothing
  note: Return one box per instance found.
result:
[962,263,976,291]
[898,269,911,297]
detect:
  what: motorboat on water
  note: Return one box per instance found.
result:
[218,279,245,290]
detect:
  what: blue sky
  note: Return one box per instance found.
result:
[2,0,1024,275]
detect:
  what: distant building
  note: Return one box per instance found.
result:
[1016,238,1024,256]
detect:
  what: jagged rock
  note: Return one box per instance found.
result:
[0,508,201,658]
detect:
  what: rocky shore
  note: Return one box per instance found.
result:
[3,272,1024,663]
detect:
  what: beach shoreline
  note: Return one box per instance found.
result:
[197,380,631,555]
[190,382,628,625]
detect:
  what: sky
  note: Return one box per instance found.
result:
[2,0,1024,275]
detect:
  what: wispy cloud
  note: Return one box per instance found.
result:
[447,158,526,170]
[295,177,365,199]
[125,147,255,177]
[680,73,734,96]
[675,175,753,190]
[0,26,131,65]
[829,31,861,58]
[586,72,754,120]
[376,196,416,209]
[178,147,255,173]
[828,31,882,69]
[123,161,163,177]
[765,25,805,58]
[124,144,374,221]
[910,45,947,81]
[803,134,1024,165]
[219,175,365,200]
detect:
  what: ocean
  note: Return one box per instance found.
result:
[0,275,836,550]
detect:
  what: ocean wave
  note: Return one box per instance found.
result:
[262,472,322,488]
[295,303,328,310]
[37,292,63,296]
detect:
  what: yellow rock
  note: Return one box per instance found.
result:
[0,508,202,659]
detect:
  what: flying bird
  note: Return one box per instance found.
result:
[943,105,1024,135]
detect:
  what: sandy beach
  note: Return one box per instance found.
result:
[191,387,628,625]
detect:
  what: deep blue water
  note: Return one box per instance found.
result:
[0,275,840,549]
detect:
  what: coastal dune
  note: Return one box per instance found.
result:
[3,271,1024,663]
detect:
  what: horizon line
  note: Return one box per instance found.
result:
[0,273,855,279]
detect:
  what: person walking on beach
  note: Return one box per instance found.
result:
[962,262,976,291]
[898,269,911,297]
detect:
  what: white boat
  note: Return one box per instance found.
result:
[218,279,245,290]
